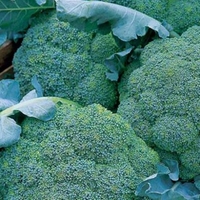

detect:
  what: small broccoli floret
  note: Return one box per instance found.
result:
[91,33,120,63]
[117,26,200,180]
[117,97,154,146]
[179,137,200,180]
[118,60,141,102]
[13,10,119,110]
[0,101,159,199]
[166,0,200,34]
[181,25,200,45]
[134,0,167,21]
[153,146,180,164]
[152,115,198,154]
[73,63,118,110]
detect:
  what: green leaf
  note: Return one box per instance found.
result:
[135,174,174,199]
[0,97,56,121]
[105,47,133,81]
[56,0,169,42]
[0,116,21,148]
[157,163,171,175]
[162,190,185,200]
[0,79,20,110]
[20,90,39,102]
[194,175,200,190]
[21,76,43,102]
[156,159,179,181]
[163,159,179,181]
[135,159,200,199]
[0,78,56,148]
[0,0,55,32]
[31,75,43,97]
[175,183,200,199]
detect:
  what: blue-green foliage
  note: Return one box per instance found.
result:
[13,10,119,110]
[135,159,200,199]
[117,26,200,179]
[98,0,200,34]
[0,100,159,199]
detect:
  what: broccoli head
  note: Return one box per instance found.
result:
[13,10,119,111]
[117,26,200,179]
[0,100,159,199]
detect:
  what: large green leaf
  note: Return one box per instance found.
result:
[0,97,56,147]
[56,0,169,42]
[0,79,57,148]
[0,0,55,31]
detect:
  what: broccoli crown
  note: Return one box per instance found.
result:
[117,26,200,179]
[13,10,119,111]
[0,101,159,200]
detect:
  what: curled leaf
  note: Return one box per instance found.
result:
[56,0,169,42]
[105,47,133,81]
[1,97,56,122]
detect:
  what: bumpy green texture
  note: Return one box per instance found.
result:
[13,11,119,110]
[0,101,159,200]
[98,0,200,34]
[179,137,200,180]
[117,26,200,179]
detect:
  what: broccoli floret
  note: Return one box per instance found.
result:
[166,0,200,34]
[91,33,120,63]
[153,146,180,164]
[0,101,159,199]
[152,115,198,154]
[133,0,167,21]
[179,137,200,180]
[117,26,200,180]
[73,63,118,109]
[117,97,154,146]
[181,25,200,45]
[118,59,141,102]
[13,10,119,111]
